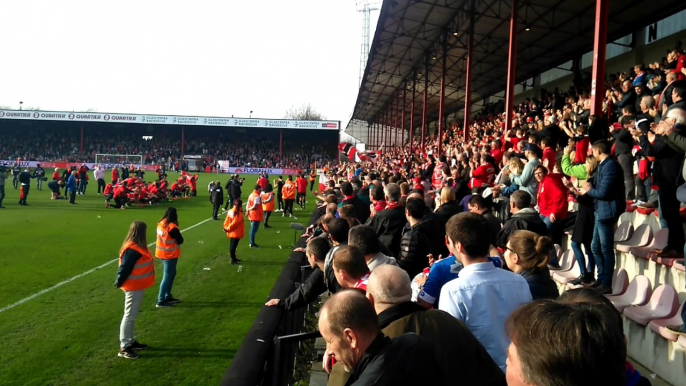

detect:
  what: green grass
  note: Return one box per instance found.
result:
[0,173,312,386]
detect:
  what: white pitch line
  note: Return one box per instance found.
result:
[0,216,214,314]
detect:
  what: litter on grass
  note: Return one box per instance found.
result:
[279,245,282,249]
[203,267,211,271]
[237,266,243,273]
[276,231,280,234]
[198,240,204,244]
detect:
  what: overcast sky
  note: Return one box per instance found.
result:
[0,1,379,127]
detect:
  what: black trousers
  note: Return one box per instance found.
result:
[0,184,5,206]
[12,174,19,189]
[225,196,234,210]
[69,190,76,204]
[212,203,221,219]
[264,211,272,226]
[277,194,284,210]
[310,181,315,191]
[617,153,635,200]
[97,179,106,194]
[19,184,30,204]
[230,238,240,260]
[284,199,294,215]
[658,184,685,251]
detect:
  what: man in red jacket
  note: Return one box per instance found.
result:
[295,174,308,210]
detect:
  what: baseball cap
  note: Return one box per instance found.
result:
[523,143,540,153]
[526,117,534,123]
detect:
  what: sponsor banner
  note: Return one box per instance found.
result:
[216,162,303,175]
[183,155,203,159]
[0,110,340,130]
[0,160,156,172]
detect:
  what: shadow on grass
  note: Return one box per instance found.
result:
[142,347,237,358]
[173,301,263,308]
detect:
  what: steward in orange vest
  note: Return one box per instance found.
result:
[309,172,316,192]
[282,176,296,217]
[247,185,263,248]
[261,184,275,228]
[223,199,245,264]
[115,221,154,359]
[154,208,184,307]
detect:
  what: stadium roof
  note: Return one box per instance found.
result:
[352,0,686,125]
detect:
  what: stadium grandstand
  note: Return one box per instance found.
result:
[0,111,339,173]
[226,1,686,386]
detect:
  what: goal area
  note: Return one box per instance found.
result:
[95,154,143,168]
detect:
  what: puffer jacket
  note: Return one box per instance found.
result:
[398,221,432,278]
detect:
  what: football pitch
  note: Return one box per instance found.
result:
[0,173,311,385]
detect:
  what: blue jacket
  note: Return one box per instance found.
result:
[586,157,625,221]
[67,175,77,192]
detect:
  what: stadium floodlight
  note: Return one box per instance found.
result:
[95,154,144,168]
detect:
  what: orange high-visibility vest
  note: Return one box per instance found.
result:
[261,191,275,212]
[155,220,181,259]
[282,181,296,200]
[118,242,155,292]
[247,191,264,222]
[224,208,245,239]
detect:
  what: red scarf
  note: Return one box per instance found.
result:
[386,202,402,210]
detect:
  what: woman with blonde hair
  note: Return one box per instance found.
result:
[115,221,155,359]
[561,142,600,285]
[435,186,460,221]
[504,230,559,300]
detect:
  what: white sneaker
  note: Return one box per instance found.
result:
[632,200,646,207]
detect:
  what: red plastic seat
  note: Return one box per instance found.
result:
[552,260,581,284]
[636,207,655,215]
[623,285,679,326]
[616,224,653,253]
[651,257,684,268]
[629,229,669,259]
[609,268,629,296]
[649,302,685,341]
[605,275,652,312]
[550,249,575,277]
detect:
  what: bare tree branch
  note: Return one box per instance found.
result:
[284,103,326,120]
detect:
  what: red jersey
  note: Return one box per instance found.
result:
[52,172,61,181]
[112,170,119,181]
[574,137,590,164]
[542,147,556,171]
[114,185,126,198]
[431,162,447,190]
[296,178,307,193]
[470,164,495,189]
[491,149,503,166]
[104,184,114,195]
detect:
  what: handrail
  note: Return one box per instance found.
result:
[220,207,324,386]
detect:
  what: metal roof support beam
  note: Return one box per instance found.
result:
[437,33,447,158]
[367,123,371,149]
[421,61,429,152]
[393,97,400,148]
[590,0,610,116]
[504,0,519,137]
[410,77,416,154]
[464,0,475,142]
[401,87,406,148]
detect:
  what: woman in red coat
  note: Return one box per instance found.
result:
[534,164,568,267]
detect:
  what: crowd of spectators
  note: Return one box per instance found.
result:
[262,42,686,385]
[0,126,336,170]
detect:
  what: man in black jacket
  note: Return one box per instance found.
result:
[264,237,331,311]
[611,115,636,201]
[210,181,224,220]
[365,183,407,257]
[636,108,686,257]
[230,175,243,206]
[496,191,547,248]
[319,290,442,386]
[468,195,502,247]
[339,182,370,224]
[323,218,350,295]
[398,198,431,278]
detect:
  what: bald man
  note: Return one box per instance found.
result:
[318,290,441,385]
